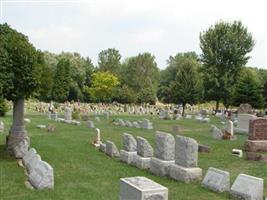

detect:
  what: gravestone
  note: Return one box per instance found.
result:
[26,154,42,174]
[238,103,253,114]
[28,160,54,189]
[100,143,106,153]
[132,137,153,169]
[141,119,153,130]
[125,120,133,127]
[106,140,120,157]
[118,119,126,126]
[87,120,95,128]
[23,148,37,167]
[136,136,153,157]
[120,177,168,200]
[201,167,230,193]
[92,128,102,147]
[132,121,141,128]
[169,135,202,183]
[230,174,263,200]
[0,121,4,133]
[120,133,137,164]
[235,114,257,134]
[211,125,223,140]
[225,120,234,136]
[245,118,267,152]
[150,131,175,176]
[95,116,100,122]
[64,106,72,121]
[13,139,29,158]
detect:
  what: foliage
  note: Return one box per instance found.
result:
[169,54,202,115]
[0,23,41,102]
[85,71,119,102]
[98,48,121,75]
[114,85,137,104]
[36,51,54,102]
[51,58,71,102]
[121,53,160,103]
[158,52,199,103]
[200,21,254,108]
[233,68,264,108]
[0,89,9,116]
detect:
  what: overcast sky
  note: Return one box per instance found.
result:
[1,0,266,69]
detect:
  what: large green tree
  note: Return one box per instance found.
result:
[200,21,254,110]
[51,58,71,102]
[98,48,121,75]
[121,53,160,104]
[168,53,202,116]
[85,71,119,102]
[0,23,41,152]
[158,52,199,103]
[233,68,264,108]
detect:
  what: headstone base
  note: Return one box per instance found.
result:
[120,150,137,164]
[132,155,151,169]
[169,164,202,183]
[245,140,267,152]
[150,157,174,176]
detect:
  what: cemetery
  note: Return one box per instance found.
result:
[1,1,267,199]
[1,101,267,199]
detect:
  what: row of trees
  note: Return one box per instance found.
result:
[1,21,267,118]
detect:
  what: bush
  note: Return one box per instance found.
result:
[0,98,9,116]
[72,111,81,120]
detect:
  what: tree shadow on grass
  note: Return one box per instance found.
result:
[0,144,14,162]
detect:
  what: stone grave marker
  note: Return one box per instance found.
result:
[150,131,175,176]
[120,176,168,200]
[201,167,230,193]
[230,174,263,200]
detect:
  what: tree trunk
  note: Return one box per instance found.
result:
[182,103,186,117]
[215,101,220,113]
[6,98,29,152]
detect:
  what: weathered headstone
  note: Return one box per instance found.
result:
[0,121,4,133]
[120,177,168,200]
[132,137,153,169]
[141,119,153,130]
[106,140,120,157]
[87,120,95,128]
[201,167,230,193]
[150,131,175,176]
[132,121,141,128]
[211,125,223,140]
[95,116,100,122]
[26,154,42,174]
[92,128,102,147]
[120,133,137,164]
[28,160,54,190]
[125,120,133,128]
[230,174,263,200]
[235,114,257,134]
[23,148,37,167]
[13,139,29,158]
[100,143,106,153]
[64,106,72,121]
[238,103,253,114]
[169,135,202,183]
[225,120,234,136]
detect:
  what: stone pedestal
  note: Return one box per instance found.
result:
[120,150,137,164]
[132,154,151,170]
[245,140,267,152]
[120,177,168,200]
[7,99,29,153]
[150,157,174,176]
[169,164,202,183]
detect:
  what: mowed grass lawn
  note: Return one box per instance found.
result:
[0,113,266,200]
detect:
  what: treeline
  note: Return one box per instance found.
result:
[1,21,267,117]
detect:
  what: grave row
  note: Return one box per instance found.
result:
[12,138,54,190]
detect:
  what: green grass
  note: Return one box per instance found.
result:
[0,113,266,200]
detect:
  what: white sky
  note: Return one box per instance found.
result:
[1,0,266,69]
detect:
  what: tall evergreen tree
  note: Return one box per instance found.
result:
[234,68,264,108]
[52,58,71,102]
